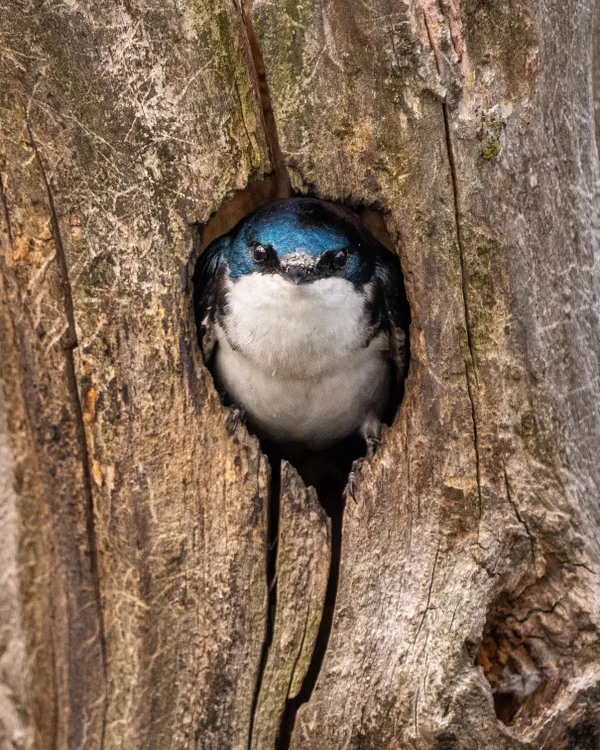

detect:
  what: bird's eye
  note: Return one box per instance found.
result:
[252,243,268,263]
[334,249,348,269]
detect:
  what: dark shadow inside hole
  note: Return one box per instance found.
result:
[192,188,410,747]
[197,175,280,252]
[493,689,528,726]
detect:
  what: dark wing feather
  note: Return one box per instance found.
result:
[193,235,230,363]
[372,243,410,391]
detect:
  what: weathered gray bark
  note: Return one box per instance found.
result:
[1,1,599,750]
[595,0,600,150]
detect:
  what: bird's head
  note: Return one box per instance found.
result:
[224,198,375,287]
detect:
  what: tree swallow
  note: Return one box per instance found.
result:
[194,197,408,458]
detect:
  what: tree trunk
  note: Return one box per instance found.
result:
[595,0,600,152]
[1,1,599,750]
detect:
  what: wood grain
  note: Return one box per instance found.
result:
[254,0,600,746]
[0,1,271,748]
[1,0,599,748]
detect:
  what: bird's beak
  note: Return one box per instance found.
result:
[281,252,315,285]
[286,268,310,285]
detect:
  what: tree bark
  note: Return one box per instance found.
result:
[0,3,271,748]
[252,0,600,747]
[0,391,32,750]
[595,0,600,151]
[1,1,599,750]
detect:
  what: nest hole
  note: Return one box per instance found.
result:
[191,185,409,748]
[192,185,410,509]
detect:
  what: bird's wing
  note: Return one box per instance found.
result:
[193,235,230,363]
[373,247,409,391]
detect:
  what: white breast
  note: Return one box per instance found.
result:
[220,273,372,378]
[213,273,391,448]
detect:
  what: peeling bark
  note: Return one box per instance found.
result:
[1,0,599,749]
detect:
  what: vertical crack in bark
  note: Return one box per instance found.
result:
[242,0,293,199]
[237,5,340,745]
[424,7,483,526]
[277,502,343,749]
[413,537,441,644]
[442,105,483,525]
[0,170,14,249]
[464,359,483,524]
[441,105,478,386]
[25,119,108,748]
[233,77,255,159]
[285,609,310,698]
[421,9,442,76]
[503,459,536,565]
[248,457,280,750]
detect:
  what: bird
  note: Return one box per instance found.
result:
[194,197,408,476]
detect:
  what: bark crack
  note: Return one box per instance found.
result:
[553,557,595,575]
[441,100,483,527]
[247,456,280,750]
[413,538,441,644]
[0,168,14,249]
[237,5,338,747]
[502,459,536,565]
[25,117,108,749]
[442,104,478,386]
[276,502,342,750]
[421,9,442,75]
[464,361,483,525]
[510,600,564,625]
[233,77,254,159]
[286,606,310,697]
[242,0,292,199]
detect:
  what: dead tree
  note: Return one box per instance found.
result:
[1,0,599,748]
